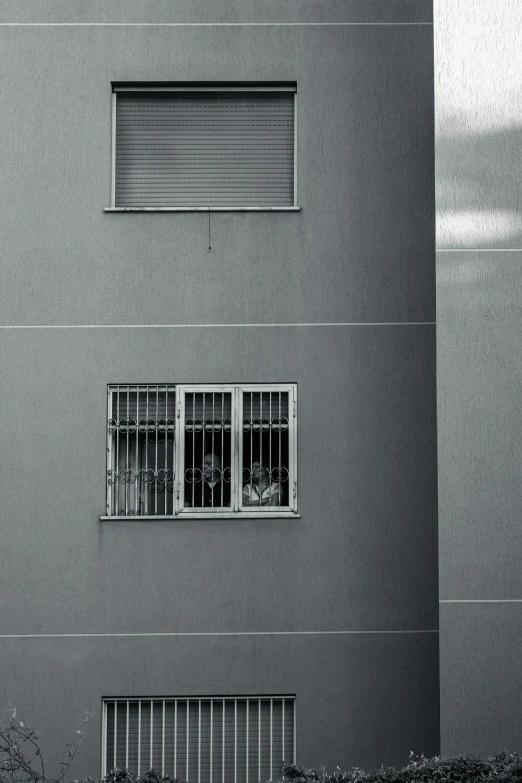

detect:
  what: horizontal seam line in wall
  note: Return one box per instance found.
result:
[437,248,522,252]
[0,630,439,638]
[440,599,522,603]
[0,322,436,329]
[0,22,433,27]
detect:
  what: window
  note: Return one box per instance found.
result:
[102,697,296,782]
[108,83,297,210]
[105,384,297,519]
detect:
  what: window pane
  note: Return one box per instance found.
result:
[242,391,290,508]
[183,391,232,508]
[108,386,176,516]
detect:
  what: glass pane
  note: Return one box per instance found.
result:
[242,391,290,509]
[183,391,232,508]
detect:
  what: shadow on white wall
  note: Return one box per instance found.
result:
[435,0,522,248]
[436,116,522,249]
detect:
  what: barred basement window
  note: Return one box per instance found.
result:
[109,83,297,210]
[102,697,296,783]
[106,385,297,519]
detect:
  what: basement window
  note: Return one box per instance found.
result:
[102,696,296,781]
[107,83,298,211]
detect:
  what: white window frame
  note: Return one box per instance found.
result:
[101,695,296,781]
[106,83,299,213]
[104,383,298,520]
[105,384,177,519]
[177,385,238,515]
[237,385,297,516]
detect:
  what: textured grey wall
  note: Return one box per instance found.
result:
[0,0,436,773]
[0,23,434,325]
[0,634,439,776]
[0,327,437,634]
[0,1,432,24]
[436,0,522,756]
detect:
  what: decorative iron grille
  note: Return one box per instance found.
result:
[106,385,297,518]
[102,697,296,782]
[241,391,290,510]
[182,391,233,510]
[107,386,176,517]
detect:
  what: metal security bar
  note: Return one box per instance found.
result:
[107,386,176,516]
[102,697,296,783]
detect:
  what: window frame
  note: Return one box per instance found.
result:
[237,384,297,515]
[105,384,177,520]
[104,383,298,520]
[106,83,299,213]
[177,384,238,515]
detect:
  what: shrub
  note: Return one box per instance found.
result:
[0,716,520,783]
[99,771,182,783]
[0,714,89,783]
[281,752,522,783]
[81,755,522,783]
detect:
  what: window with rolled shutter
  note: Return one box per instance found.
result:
[102,697,296,783]
[111,85,296,209]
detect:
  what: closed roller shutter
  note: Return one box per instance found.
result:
[115,91,295,207]
[104,697,296,783]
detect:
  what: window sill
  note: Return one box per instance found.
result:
[101,512,300,521]
[104,207,301,213]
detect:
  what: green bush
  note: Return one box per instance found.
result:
[0,715,520,783]
[98,771,182,783]
[86,755,522,783]
[281,752,522,783]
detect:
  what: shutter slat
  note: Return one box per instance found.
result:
[115,91,294,207]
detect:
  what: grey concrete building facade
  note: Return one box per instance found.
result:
[436,0,522,758]
[0,0,438,777]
